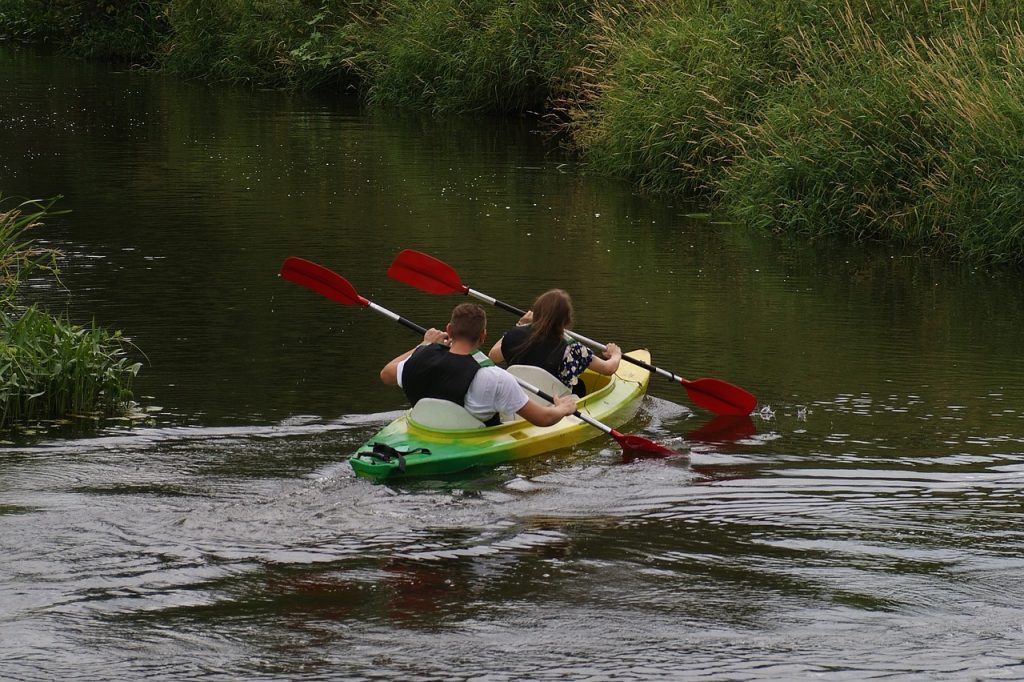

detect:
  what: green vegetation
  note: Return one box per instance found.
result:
[0,0,166,62]
[0,197,140,430]
[2,0,1024,263]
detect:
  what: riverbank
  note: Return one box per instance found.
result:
[0,197,140,430]
[2,0,1023,263]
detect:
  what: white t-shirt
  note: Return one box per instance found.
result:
[397,359,528,421]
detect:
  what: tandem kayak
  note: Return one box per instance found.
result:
[350,349,653,481]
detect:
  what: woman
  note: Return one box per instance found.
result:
[488,289,622,397]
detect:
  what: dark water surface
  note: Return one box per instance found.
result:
[3,45,1024,680]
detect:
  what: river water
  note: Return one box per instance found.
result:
[2,45,1024,680]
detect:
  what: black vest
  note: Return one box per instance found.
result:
[501,325,566,377]
[401,343,483,407]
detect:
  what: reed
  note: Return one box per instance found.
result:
[0,196,59,307]
[566,0,1024,262]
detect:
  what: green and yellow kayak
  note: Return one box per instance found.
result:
[350,349,652,481]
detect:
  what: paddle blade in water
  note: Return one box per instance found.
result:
[681,377,758,416]
[279,257,368,307]
[387,249,468,295]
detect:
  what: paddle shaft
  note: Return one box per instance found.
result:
[366,300,429,337]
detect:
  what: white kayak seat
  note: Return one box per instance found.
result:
[506,365,571,405]
[408,398,487,430]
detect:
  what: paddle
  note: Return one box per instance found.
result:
[279,256,676,456]
[387,249,758,416]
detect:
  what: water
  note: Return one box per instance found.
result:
[3,44,1024,680]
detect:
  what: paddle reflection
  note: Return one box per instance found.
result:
[687,415,756,443]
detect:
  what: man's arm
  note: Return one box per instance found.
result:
[516,393,577,427]
[380,328,447,385]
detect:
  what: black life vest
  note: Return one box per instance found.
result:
[401,343,483,407]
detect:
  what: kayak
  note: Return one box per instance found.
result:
[350,349,652,481]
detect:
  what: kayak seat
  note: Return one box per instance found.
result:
[408,398,486,430]
[506,365,571,405]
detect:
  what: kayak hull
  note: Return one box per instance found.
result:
[350,350,652,481]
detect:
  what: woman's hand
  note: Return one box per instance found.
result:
[603,342,622,360]
[516,311,533,326]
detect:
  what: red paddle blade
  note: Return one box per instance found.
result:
[611,430,678,456]
[681,377,758,416]
[387,249,469,295]
[279,257,368,307]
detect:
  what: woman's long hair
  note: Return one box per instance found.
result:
[528,289,573,345]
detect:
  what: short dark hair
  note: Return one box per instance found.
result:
[449,303,486,341]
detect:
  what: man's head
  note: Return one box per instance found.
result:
[447,303,487,344]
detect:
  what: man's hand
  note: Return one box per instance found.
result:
[552,394,577,416]
[422,327,449,345]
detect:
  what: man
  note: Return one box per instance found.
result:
[380,303,577,427]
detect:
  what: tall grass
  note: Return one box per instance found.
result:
[0,0,166,62]
[566,0,1024,262]
[720,2,1024,259]
[160,0,377,88]
[0,197,140,430]
[0,196,58,308]
[362,0,593,114]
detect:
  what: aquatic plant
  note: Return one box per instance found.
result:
[0,307,140,430]
[0,196,141,430]
[161,0,377,89]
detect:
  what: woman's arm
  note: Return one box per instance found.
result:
[487,337,506,365]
